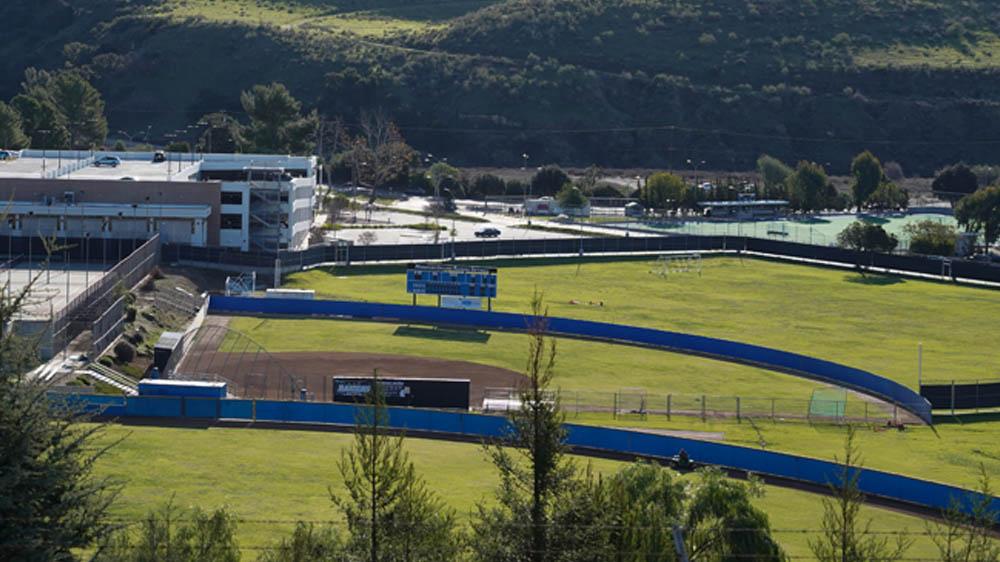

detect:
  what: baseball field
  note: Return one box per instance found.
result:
[93,254,1000,558]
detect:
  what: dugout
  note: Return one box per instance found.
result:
[153,331,185,373]
[333,377,470,410]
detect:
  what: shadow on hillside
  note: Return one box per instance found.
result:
[844,274,905,286]
[393,325,491,343]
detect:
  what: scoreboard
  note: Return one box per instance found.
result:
[406,264,498,298]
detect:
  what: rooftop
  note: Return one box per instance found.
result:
[698,199,790,207]
[0,150,316,182]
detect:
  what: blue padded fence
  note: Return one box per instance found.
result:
[208,296,933,424]
[70,393,998,516]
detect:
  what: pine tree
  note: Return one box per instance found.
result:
[472,293,577,562]
[332,370,460,562]
[0,235,120,560]
[809,426,912,562]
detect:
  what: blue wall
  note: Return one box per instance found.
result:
[71,393,998,516]
[208,296,932,424]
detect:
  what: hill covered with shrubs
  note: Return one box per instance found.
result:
[4,0,1000,173]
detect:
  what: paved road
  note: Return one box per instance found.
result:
[320,196,653,245]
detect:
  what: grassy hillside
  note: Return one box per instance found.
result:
[5,0,1000,172]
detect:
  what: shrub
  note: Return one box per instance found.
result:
[114,342,135,364]
[904,220,957,256]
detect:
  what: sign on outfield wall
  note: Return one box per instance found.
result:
[440,296,483,310]
[333,377,471,410]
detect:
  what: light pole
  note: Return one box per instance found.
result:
[84,232,90,286]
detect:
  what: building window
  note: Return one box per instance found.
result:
[7,215,20,231]
[57,216,66,231]
[220,213,243,230]
[221,191,243,205]
[147,218,159,233]
[102,217,112,232]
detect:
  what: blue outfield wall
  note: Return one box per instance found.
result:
[208,296,933,424]
[69,393,998,516]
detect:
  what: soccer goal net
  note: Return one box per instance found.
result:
[651,253,702,277]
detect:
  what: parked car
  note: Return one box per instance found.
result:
[474,227,501,238]
[119,176,136,181]
[152,151,166,163]
[93,156,122,168]
[0,150,13,161]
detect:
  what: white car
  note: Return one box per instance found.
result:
[94,156,122,167]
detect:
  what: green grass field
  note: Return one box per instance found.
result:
[94,424,943,561]
[216,256,1000,489]
[274,256,1000,386]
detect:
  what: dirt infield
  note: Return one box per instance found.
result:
[179,349,524,407]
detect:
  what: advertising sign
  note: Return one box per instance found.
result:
[440,296,483,310]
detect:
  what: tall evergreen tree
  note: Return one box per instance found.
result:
[0,235,120,561]
[809,426,912,562]
[472,293,577,562]
[241,83,317,154]
[333,370,460,562]
[48,71,109,149]
[927,465,1000,562]
[10,93,70,149]
[0,100,29,149]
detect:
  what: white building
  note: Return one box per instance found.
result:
[0,150,317,251]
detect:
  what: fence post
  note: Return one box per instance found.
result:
[736,397,741,423]
[701,395,706,422]
[951,379,956,416]
[864,402,868,423]
[771,398,775,422]
[613,392,618,419]
[252,398,256,422]
[975,379,980,413]
[667,394,672,421]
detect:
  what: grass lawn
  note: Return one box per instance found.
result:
[279,256,1000,386]
[94,424,943,561]
[218,256,1000,490]
[572,413,1000,492]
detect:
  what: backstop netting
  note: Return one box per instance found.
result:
[809,388,847,420]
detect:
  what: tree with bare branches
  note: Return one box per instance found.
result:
[341,110,415,191]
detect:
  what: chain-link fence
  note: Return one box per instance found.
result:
[482,387,903,425]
